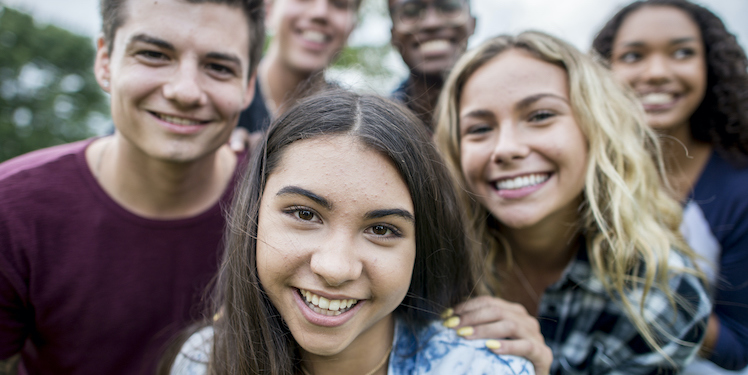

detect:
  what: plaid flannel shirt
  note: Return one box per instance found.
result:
[540,244,711,375]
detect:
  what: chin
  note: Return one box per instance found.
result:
[298,339,348,356]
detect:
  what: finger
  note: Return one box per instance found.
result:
[453,295,503,315]
[230,128,248,153]
[457,319,541,342]
[485,339,552,375]
[456,301,533,329]
[454,295,525,316]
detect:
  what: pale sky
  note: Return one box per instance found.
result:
[4,0,748,92]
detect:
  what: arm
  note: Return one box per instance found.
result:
[704,201,748,370]
[445,295,552,375]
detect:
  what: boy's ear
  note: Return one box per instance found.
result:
[243,73,257,109]
[94,36,112,93]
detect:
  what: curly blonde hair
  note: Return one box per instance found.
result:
[434,31,701,361]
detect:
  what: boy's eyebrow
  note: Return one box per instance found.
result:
[364,209,415,223]
[128,33,243,67]
[276,186,332,210]
[129,33,174,51]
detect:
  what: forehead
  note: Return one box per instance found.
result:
[115,0,251,59]
[265,136,412,209]
[616,6,701,43]
[461,49,568,111]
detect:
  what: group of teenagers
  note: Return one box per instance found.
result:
[0,0,746,374]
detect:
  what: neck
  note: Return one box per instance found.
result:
[86,134,236,219]
[500,219,579,273]
[404,72,444,127]
[658,122,713,201]
[495,205,581,314]
[302,315,393,375]
[261,48,320,116]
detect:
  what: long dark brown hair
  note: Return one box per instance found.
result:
[592,0,748,167]
[199,89,478,374]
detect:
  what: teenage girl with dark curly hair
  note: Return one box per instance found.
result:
[593,1,748,373]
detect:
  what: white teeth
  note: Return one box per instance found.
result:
[419,39,450,53]
[301,30,326,43]
[156,113,202,126]
[495,173,550,191]
[640,93,674,105]
[299,289,358,315]
[328,300,341,311]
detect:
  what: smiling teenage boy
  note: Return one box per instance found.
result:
[389,0,475,130]
[0,0,263,373]
[234,0,360,137]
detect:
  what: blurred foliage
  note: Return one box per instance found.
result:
[334,44,395,77]
[0,5,108,162]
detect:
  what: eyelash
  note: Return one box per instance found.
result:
[366,224,403,239]
[284,206,321,223]
[136,50,167,60]
[528,110,555,122]
[207,63,236,77]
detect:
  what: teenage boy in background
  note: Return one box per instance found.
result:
[0,0,263,373]
[389,0,475,129]
[233,0,360,142]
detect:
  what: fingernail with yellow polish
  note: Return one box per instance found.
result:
[440,308,454,320]
[443,316,460,328]
[485,340,501,350]
[456,326,474,337]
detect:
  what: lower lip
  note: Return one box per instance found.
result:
[495,176,550,199]
[151,112,208,135]
[294,289,363,328]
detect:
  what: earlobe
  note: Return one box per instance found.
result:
[94,36,112,93]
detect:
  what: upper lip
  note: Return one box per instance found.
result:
[149,110,211,123]
[298,287,362,301]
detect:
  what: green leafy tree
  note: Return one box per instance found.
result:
[0,5,109,162]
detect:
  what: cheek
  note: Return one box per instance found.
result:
[610,64,637,85]
[376,244,415,304]
[460,143,489,184]
[256,212,299,284]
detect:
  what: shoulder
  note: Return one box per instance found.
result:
[391,319,534,375]
[0,139,95,219]
[0,139,92,181]
[694,153,748,211]
[390,78,411,103]
[170,326,213,375]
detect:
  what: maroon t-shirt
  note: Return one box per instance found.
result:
[0,139,242,374]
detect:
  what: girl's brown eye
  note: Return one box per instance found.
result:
[297,210,314,221]
[372,225,389,235]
